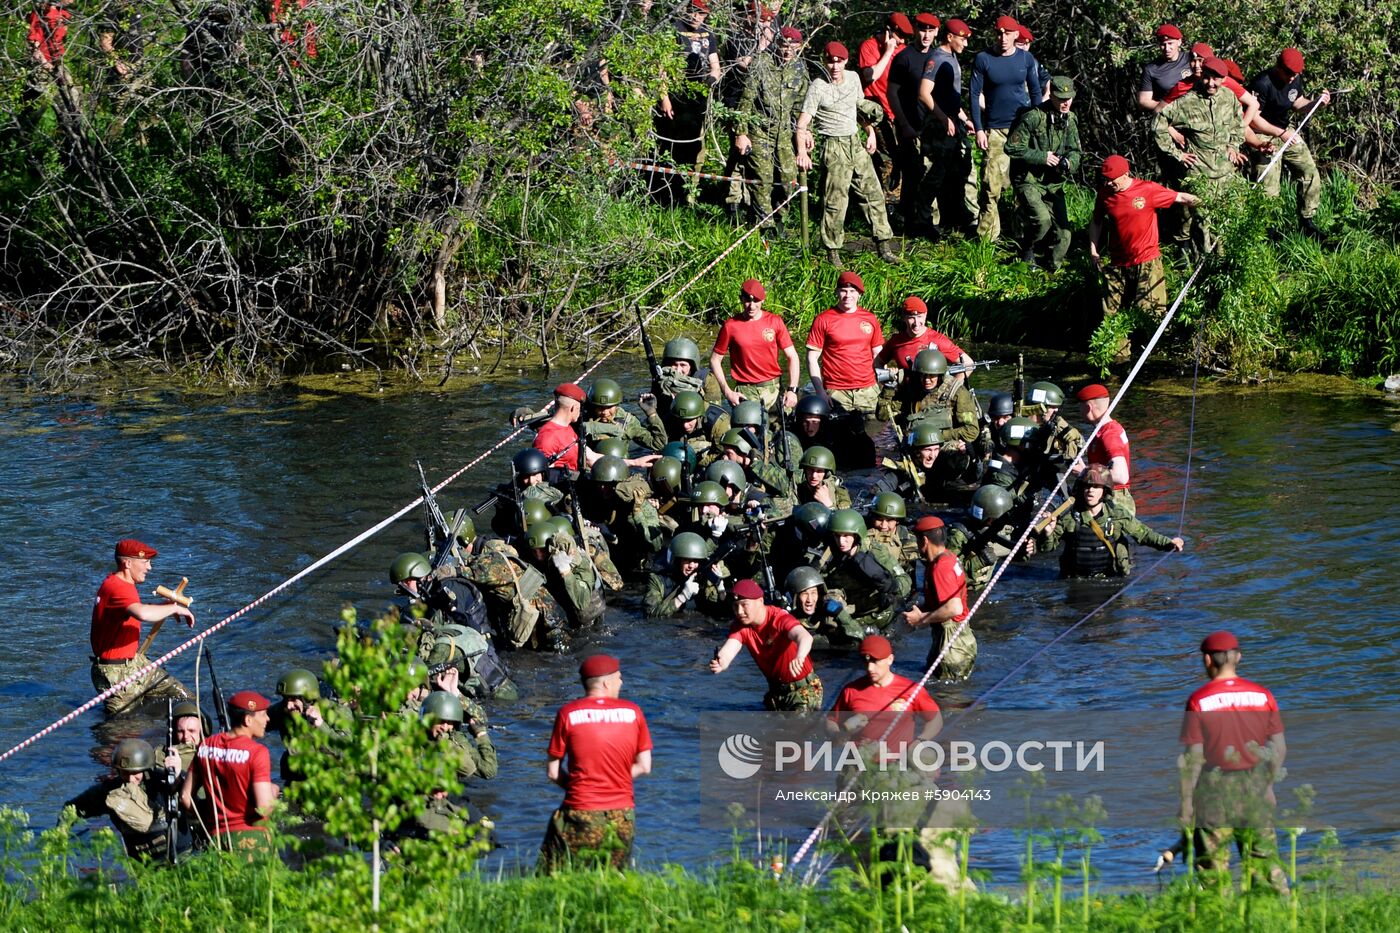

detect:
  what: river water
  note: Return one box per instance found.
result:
[1,365,1398,887]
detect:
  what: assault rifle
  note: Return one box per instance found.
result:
[777,388,792,471]
[470,438,581,516]
[418,460,473,573]
[1013,353,1025,416]
[163,698,180,864]
[946,358,1000,375]
[202,646,230,733]
[635,303,664,398]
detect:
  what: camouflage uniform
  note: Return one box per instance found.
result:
[459,538,562,649]
[794,476,852,510]
[896,377,981,444]
[91,654,191,716]
[946,522,1013,589]
[577,477,668,575]
[736,47,809,229]
[792,591,866,645]
[867,525,920,575]
[643,563,729,618]
[820,542,911,631]
[66,779,168,859]
[404,795,478,840]
[764,673,824,711]
[582,408,668,453]
[539,806,636,873]
[802,76,896,250]
[540,534,606,627]
[1042,502,1178,577]
[1190,766,1290,894]
[439,726,498,783]
[1004,105,1081,268]
[1155,88,1245,185]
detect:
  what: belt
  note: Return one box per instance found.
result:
[769,672,818,692]
[94,655,136,665]
[736,377,780,388]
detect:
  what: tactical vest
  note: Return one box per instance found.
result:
[905,379,959,434]
[583,418,627,441]
[825,549,899,617]
[428,623,512,697]
[1060,517,1121,578]
[434,577,492,636]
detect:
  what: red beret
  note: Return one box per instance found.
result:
[732,578,765,600]
[115,539,158,560]
[740,278,766,301]
[945,18,972,37]
[835,270,864,293]
[887,12,914,35]
[859,634,893,660]
[229,690,271,712]
[1201,56,1228,78]
[1200,631,1239,653]
[691,0,709,11]
[913,515,944,533]
[579,654,620,678]
[1190,42,1214,58]
[780,25,802,42]
[994,14,1020,32]
[824,41,849,61]
[554,382,586,402]
[1279,47,1304,74]
[756,3,776,22]
[901,296,927,314]
[1076,383,1110,401]
[1223,59,1245,83]
[1101,154,1130,180]
[1017,25,1034,42]
[914,13,940,29]
[1154,23,1182,40]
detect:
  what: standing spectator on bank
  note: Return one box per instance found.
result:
[1137,23,1193,112]
[796,42,903,269]
[657,0,721,204]
[719,4,778,220]
[969,15,1043,241]
[1014,24,1050,102]
[734,25,809,234]
[857,13,913,190]
[914,18,975,237]
[1154,56,1245,252]
[887,14,941,232]
[1248,48,1329,239]
[1005,76,1081,270]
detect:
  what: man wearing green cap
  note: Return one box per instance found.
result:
[1005,75,1081,270]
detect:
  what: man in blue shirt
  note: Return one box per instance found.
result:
[968,14,1042,241]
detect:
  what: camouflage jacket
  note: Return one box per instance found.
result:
[1005,107,1082,189]
[1154,88,1244,183]
[867,525,920,574]
[736,48,810,136]
[582,408,668,452]
[896,378,981,444]
[439,728,498,783]
[819,541,912,621]
[947,522,1014,589]
[643,563,730,618]
[793,476,852,510]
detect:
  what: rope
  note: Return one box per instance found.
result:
[0,184,805,768]
[789,260,1207,869]
[609,157,803,189]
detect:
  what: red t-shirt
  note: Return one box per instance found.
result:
[831,674,939,749]
[533,420,580,471]
[857,37,901,119]
[713,312,794,384]
[1085,417,1131,489]
[91,573,142,661]
[880,328,966,370]
[1094,178,1179,267]
[28,7,72,62]
[548,696,653,810]
[1179,677,1283,771]
[1162,75,1246,105]
[727,605,813,684]
[806,308,883,391]
[926,552,968,623]
[195,733,273,833]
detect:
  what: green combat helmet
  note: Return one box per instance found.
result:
[591,455,629,483]
[592,437,630,461]
[171,699,211,735]
[112,738,155,773]
[421,690,464,725]
[670,391,706,420]
[276,668,321,702]
[906,423,943,450]
[799,445,836,473]
[447,509,477,544]
[688,480,728,506]
[513,448,549,477]
[706,460,746,491]
[970,485,1014,524]
[525,521,563,551]
[791,502,832,542]
[670,531,711,561]
[719,429,754,457]
[520,498,553,531]
[999,416,1038,448]
[829,508,867,541]
[869,491,907,520]
[731,400,765,428]
[662,440,698,470]
[662,337,702,370]
[390,552,432,586]
[912,348,949,376]
[1025,381,1065,408]
[785,565,825,596]
[650,456,684,495]
[588,378,624,407]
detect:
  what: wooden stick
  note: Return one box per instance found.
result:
[139,578,192,656]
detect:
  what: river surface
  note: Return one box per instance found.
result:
[1,364,1398,888]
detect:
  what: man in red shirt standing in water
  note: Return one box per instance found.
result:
[875,296,974,381]
[1073,382,1137,517]
[710,579,820,710]
[1178,630,1289,894]
[709,278,801,415]
[807,271,883,460]
[903,516,976,680]
[90,538,196,715]
[1087,154,1198,361]
[182,689,279,853]
[541,654,652,872]
[532,383,589,475]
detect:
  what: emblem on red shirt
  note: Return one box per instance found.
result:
[859,322,873,335]
[762,328,775,342]
[1132,196,1146,210]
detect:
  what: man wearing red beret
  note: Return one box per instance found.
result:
[1087,155,1199,361]
[830,634,942,752]
[1178,631,1289,894]
[875,295,973,379]
[1073,381,1143,516]
[182,689,279,850]
[709,278,801,413]
[711,579,821,710]
[1138,24,1193,113]
[541,655,652,871]
[913,17,976,238]
[796,41,903,269]
[90,539,196,715]
[886,14,941,230]
[903,515,976,679]
[1248,48,1329,239]
[532,383,589,474]
[806,272,884,450]
[858,13,914,190]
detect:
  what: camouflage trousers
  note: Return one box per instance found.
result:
[764,673,823,711]
[1015,182,1071,269]
[827,385,881,421]
[1251,136,1320,219]
[91,653,191,715]
[1101,257,1168,360]
[1110,487,1136,519]
[929,620,977,681]
[539,806,635,873]
[977,128,1011,241]
[816,133,895,250]
[744,130,800,228]
[1191,767,1289,894]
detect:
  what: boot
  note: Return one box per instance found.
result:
[1019,244,1039,269]
[827,248,844,270]
[876,239,903,265]
[1300,216,1323,242]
